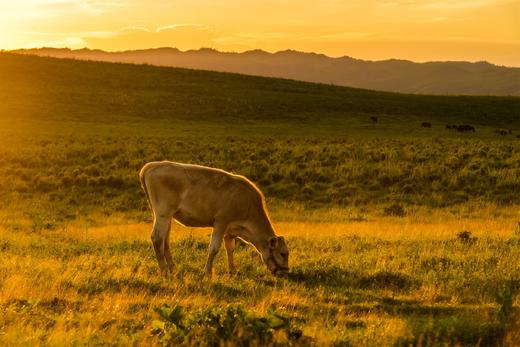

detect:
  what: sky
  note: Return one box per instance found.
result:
[1,0,519,66]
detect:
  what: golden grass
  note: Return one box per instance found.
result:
[1,211,519,346]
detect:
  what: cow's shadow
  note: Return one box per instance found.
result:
[285,265,418,292]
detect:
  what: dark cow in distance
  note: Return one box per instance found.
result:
[446,124,475,132]
[455,125,475,132]
[140,161,289,277]
[421,122,432,128]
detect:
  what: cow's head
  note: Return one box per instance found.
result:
[264,236,289,276]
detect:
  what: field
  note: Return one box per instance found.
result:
[1,53,520,346]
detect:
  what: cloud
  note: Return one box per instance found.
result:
[424,1,491,9]
[84,24,218,51]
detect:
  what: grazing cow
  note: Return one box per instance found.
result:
[421,122,432,128]
[496,129,508,136]
[370,116,378,123]
[456,125,475,132]
[139,161,289,277]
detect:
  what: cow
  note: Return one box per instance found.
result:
[139,161,289,277]
[369,116,378,123]
[495,129,508,136]
[456,125,475,132]
[421,122,432,128]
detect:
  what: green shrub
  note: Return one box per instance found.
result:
[151,305,305,346]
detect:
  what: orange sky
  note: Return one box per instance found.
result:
[1,0,519,66]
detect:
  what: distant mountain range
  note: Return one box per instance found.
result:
[12,47,520,96]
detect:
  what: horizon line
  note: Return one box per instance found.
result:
[7,46,520,68]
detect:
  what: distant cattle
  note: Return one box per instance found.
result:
[445,124,475,132]
[455,125,475,132]
[370,116,378,123]
[140,161,289,277]
[495,129,509,136]
[421,122,432,128]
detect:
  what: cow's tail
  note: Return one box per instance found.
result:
[139,164,153,215]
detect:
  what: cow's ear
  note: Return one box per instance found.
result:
[268,236,278,249]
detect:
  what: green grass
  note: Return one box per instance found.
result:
[0,53,519,345]
[0,134,518,230]
[1,54,518,224]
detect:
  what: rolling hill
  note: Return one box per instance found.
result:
[1,52,519,139]
[13,47,520,96]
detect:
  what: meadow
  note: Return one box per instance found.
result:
[0,53,519,345]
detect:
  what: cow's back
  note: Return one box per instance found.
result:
[142,161,261,226]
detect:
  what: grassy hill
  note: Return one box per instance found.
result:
[0,52,519,226]
[1,52,519,137]
[14,47,520,96]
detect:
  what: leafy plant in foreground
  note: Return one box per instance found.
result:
[151,305,305,346]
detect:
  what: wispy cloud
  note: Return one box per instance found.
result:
[117,24,211,34]
[84,24,217,51]
[424,1,490,9]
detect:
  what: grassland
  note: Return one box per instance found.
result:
[1,218,520,345]
[0,53,519,345]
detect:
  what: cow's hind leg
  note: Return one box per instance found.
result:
[164,219,174,273]
[151,216,171,276]
[224,235,236,275]
[204,222,227,276]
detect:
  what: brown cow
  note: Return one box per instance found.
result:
[139,161,289,277]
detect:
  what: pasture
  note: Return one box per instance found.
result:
[0,53,519,345]
[1,216,520,345]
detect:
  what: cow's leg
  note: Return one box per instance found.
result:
[204,222,226,276]
[224,236,236,275]
[151,216,171,276]
[163,219,174,273]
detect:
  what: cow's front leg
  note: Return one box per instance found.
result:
[204,223,226,276]
[224,236,236,275]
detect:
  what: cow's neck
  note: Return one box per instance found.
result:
[243,218,276,253]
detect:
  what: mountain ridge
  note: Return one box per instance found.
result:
[11,47,520,96]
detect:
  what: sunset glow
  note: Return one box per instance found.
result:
[1,0,519,66]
